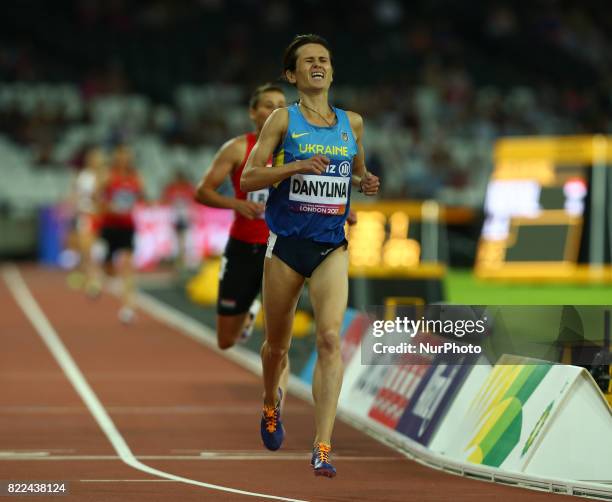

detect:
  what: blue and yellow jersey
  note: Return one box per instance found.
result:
[266,103,358,244]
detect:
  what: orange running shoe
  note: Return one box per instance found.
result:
[260,388,284,451]
[312,442,336,478]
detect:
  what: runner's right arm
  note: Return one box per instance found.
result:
[241,108,329,192]
[195,137,263,220]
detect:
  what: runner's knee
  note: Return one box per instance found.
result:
[263,341,290,359]
[316,329,341,360]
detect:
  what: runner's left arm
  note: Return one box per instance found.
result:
[347,111,380,196]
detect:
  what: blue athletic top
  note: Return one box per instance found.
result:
[265,103,358,244]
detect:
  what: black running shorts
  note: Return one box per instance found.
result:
[217,237,266,316]
[265,232,347,278]
[100,226,135,262]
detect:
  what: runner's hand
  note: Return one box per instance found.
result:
[294,155,329,175]
[347,209,358,226]
[234,200,264,219]
[360,172,380,196]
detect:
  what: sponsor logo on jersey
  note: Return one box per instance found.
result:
[291,132,309,139]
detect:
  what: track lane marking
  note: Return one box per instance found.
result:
[0,454,399,461]
[2,265,308,502]
[81,479,178,483]
[0,404,311,414]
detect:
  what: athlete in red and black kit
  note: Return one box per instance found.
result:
[162,171,195,269]
[195,84,286,350]
[98,144,145,323]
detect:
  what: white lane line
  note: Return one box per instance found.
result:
[81,479,178,483]
[0,454,399,462]
[0,451,50,457]
[0,404,303,415]
[2,265,307,502]
[0,456,126,461]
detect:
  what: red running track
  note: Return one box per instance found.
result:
[0,265,580,501]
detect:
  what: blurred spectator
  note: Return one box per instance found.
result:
[162,171,195,269]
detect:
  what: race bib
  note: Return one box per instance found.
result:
[247,188,269,219]
[288,174,349,215]
[111,189,137,213]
